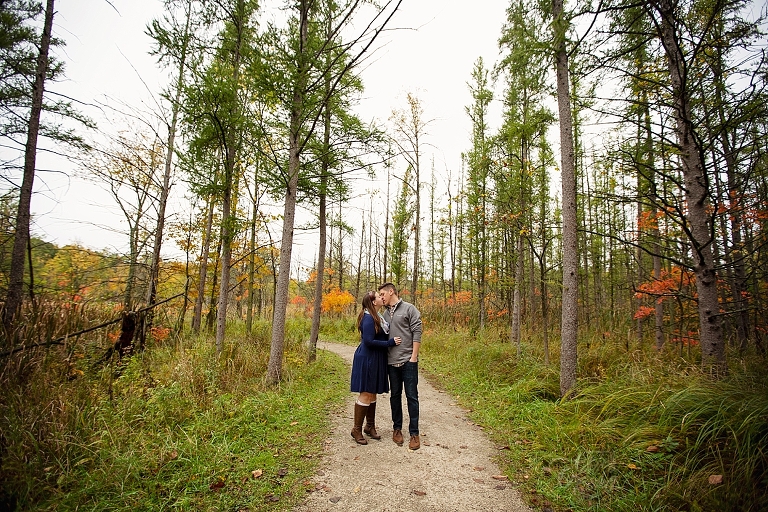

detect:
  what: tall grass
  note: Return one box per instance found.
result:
[0,317,349,511]
[420,324,768,511]
[3,308,765,511]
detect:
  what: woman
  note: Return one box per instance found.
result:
[349,291,401,445]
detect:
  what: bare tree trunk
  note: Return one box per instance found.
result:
[267,0,310,385]
[541,250,550,366]
[354,221,364,297]
[512,139,528,351]
[649,0,725,375]
[309,186,327,361]
[206,239,220,334]
[383,163,391,283]
[429,166,436,294]
[175,219,193,334]
[512,234,523,356]
[367,196,374,289]
[337,201,344,290]
[145,6,191,339]
[553,0,578,397]
[412,137,420,304]
[246,179,258,335]
[448,170,456,297]
[712,46,749,352]
[215,0,246,356]
[3,0,54,330]
[644,103,666,351]
[192,196,215,333]
[456,174,465,292]
[309,51,332,363]
[216,155,235,355]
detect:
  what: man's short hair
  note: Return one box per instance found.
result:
[378,282,398,295]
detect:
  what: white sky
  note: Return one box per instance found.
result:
[29,0,510,271]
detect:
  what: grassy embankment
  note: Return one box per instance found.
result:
[0,318,352,511]
[2,316,766,511]
[420,324,768,512]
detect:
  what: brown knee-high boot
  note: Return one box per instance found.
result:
[351,402,368,445]
[363,401,381,439]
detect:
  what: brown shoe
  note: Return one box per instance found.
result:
[363,401,381,440]
[408,435,420,450]
[351,403,368,445]
[392,429,404,445]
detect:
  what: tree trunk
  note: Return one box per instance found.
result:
[246,180,258,336]
[411,134,420,304]
[367,197,374,289]
[650,0,726,375]
[124,224,140,309]
[192,195,215,333]
[711,42,749,352]
[215,0,246,356]
[645,103,665,351]
[206,240,220,334]
[309,185,327,362]
[309,54,332,363]
[540,249,550,365]
[267,0,309,385]
[512,233,523,355]
[383,161,390,283]
[337,201,344,290]
[512,139,528,351]
[448,172,456,296]
[3,0,54,330]
[354,220,364,298]
[553,0,578,397]
[216,158,234,355]
[145,7,191,339]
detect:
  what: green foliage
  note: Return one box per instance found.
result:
[0,0,93,155]
[0,191,61,300]
[389,165,413,286]
[0,330,348,511]
[0,0,45,139]
[318,316,358,345]
[421,324,768,512]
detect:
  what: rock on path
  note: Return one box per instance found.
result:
[293,341,532,512]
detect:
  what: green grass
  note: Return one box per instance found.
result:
[3,315,766,512]
[420,325,768,512]
[317,316,359,345]
[0,320,349,511]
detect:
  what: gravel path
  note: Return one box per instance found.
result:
[293,341,532,512]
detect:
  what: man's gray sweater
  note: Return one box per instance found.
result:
[384,299,423,365]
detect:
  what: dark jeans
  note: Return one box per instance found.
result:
[388,361,419,435]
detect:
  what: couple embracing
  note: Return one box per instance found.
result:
[349,283,422,451]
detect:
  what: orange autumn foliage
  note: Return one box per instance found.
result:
[634,267,695,300]
[321,287,355,315]
[150,326,171,342]
[290,295,308,306]
[634,267,696,321]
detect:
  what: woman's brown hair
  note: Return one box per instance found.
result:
[356,291,382,333]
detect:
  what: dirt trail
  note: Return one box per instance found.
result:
[293,341,532,512]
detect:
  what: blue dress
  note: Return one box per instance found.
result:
[350,311,393,393]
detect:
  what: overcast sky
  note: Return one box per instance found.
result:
[31,0,510,271]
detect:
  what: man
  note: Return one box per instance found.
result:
[378,282,423,450]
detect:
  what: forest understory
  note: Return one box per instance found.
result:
[1,313,765,512]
